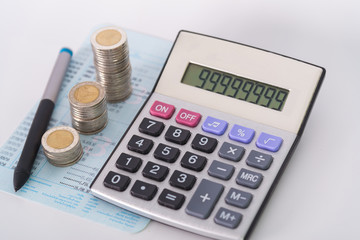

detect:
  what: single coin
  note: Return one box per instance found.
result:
[47,129,74,149]
[90,26,127,50]
[69,81,105,107]
[74,84,100,104]
[96,29,122,46]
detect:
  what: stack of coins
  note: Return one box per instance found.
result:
[42,126,83,167]
[90,26,132,102]
[68,81,108,134]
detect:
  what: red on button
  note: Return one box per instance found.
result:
[176,108,201,127]
[149,100,175,119]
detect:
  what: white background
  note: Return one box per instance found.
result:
[0,0,359,239]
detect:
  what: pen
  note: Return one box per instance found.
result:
[13,48,72,192]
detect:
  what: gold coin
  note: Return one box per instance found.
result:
[96,29,122,46]
[46,130,74,149]
[74,84,100,103]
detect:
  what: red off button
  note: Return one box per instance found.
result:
[150,100,175,119]
[176,108,201,127]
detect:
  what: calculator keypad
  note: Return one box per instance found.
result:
[92,94,294,240]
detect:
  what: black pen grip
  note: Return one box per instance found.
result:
[16,99,55,174]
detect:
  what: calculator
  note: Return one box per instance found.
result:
[90,31,325,240]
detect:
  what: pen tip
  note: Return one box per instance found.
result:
[13,171,29,192]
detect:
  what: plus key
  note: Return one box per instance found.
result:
[185,179,224,219]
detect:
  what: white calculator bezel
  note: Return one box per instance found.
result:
[155,31,324,134]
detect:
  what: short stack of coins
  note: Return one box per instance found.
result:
[68,81,108,134]
[41,126,83,167]
[90,26,132,102]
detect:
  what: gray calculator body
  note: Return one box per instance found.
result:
[91,31,325,240]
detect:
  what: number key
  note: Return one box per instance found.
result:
[180,151,207,172]
[116,153,142,173]
[142,161,169,181]
[191,134,218,153]
[154,143,180,163]
[139,117,165,136]
[169,170,196,190]
[165,126,191,145]
[103,171,131,192]
[127,135,153,154]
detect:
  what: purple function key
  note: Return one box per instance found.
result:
[229,124,255,144]
[202,116,228,135]
[256,132,283,152]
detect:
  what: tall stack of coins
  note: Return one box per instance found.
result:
[42,126,83,167]
[68,81,108,134]
[90,26,132,102]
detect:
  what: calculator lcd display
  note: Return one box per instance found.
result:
[181,63,289,111]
